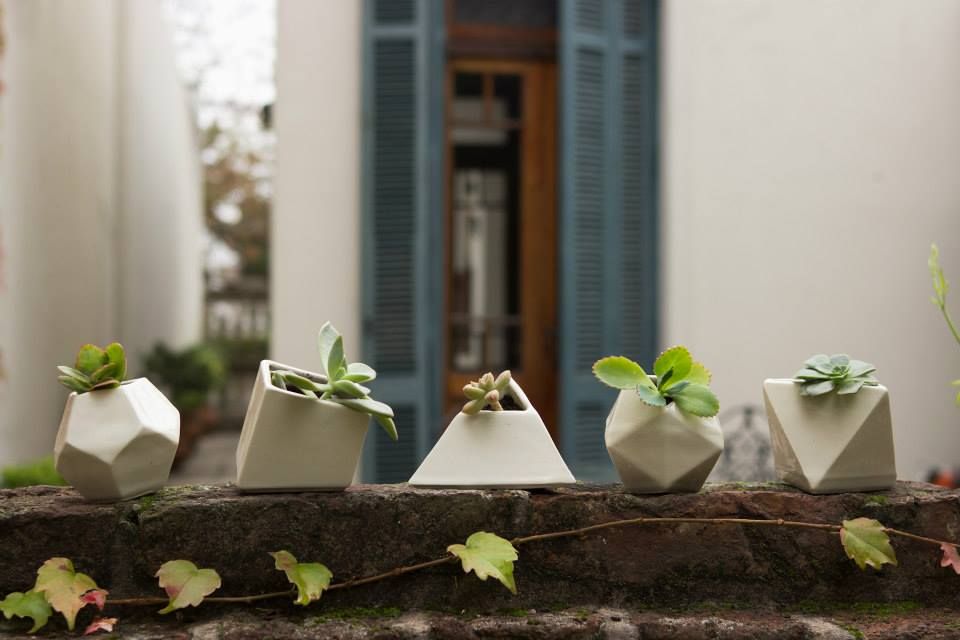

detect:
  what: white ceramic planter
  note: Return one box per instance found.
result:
[235,360,369,491]
[605,389,724,493]
[409,379,575,488]
[763,379,896,494]
[54,378,179,502]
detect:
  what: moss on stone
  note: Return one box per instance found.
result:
[863,495,890,507]
[840,624,865,639]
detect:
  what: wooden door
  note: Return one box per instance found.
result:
[443,59,558,436]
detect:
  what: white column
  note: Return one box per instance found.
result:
[272,0,362,370]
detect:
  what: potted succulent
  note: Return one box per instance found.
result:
[593,347,723,493]
[408,371,575,488]
[763,354,895,494]
[235,322,396,491]
[54,343,180,501]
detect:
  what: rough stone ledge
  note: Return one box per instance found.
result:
[1,481,959,617]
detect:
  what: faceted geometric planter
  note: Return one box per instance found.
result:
[763,379,896,494]
[409,379,575,488]
[605,389,724,493]
[54,378,180,502]
[235,360,369,491]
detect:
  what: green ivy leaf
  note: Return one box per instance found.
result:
[653,346,693,389]
[270,551,333,606]
[840,518,897,571]
[104,343,126,381]
[155,560,221,614]
[669,383,720,417]
[33,558,104,631]
[592,356,652,390]
[448,532,518,594]
[75,345,107,376]
[0,590,52,633]
[635,384,667,407]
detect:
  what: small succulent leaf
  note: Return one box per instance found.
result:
[635,384,667,407]
[90,379,121,391]
[88,362,118,385]
[462,398,486,415]
[686,362,712,386]
[800,380,835,396]
[58,366,90,382]
[343,362,376,383]
[847,360,876,379]
[317,322,340,376]
[447,532,518,595]
[270,551,333,606]
[374,414,399,441]
[104,343,126,381]
[940,543,960,574]
[83,617,118,636]
[484,390,503,411]
[479,372,495,388]
[840,518,897,571]
[155,560,222,614]
[829,354,850,368]
[670,383,720,417]
[0,590,52,633]
[276,371,322,393]
[664,380,690,395]
[75,345,107,375]
[334,397,394,418]
[804,354,832,373]
[794,368,830,381]
[271,372,288,391]
[493,370,512,392]
[34,558,101,631]
[59,376,91,393]
[654,346,693,388]
[332,379,371,398]
[463,384,486,400]
[593,356,652,390]
[326,337,345,383]
[835,379,865,395]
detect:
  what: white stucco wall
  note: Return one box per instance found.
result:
[661,1,960,481]
[272,0,362,369]
[0,0,202,466]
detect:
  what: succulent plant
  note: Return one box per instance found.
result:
[593,346,720,417]
[461,371,512,415]
[270,322,397,441]
[57,343,127,394]
[794,354,879,396]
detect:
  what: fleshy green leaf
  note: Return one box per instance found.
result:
[463,384,486,400]
[493,370,512,392]
[804,354,832,373]
[795,368,830,380]
[75,345,107,376]
[462,398,486,415]
[317,322,340,376]
[593,356,652,390]
[88,362,118,385]
[0,590,52,633]
[332,379,371,398]
[270,551,333,606]
[327,337,345,383]
[635,384,667,407]
[58,366,90,382]
[334,397,394,418]
[847,360,876,378]
[374,415,399,441]
[685,362,712,386]
[829,354,850,368]
[800,380,835,396]
[33,558,103,631]
[104,343,126,382]
[653,346,693,389]
[669,383,720,417]
[840,518,897,571]
[343,362,376,383]
[155,560,221,614]
[59,376,91,393]
[448,532,518,594]
[836,379,865,395]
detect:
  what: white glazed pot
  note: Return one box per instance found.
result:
[235,360,369,491]
[409,379,575,488]
[54,378,180,502]
[763,379,896,494]
[605,389,724,493]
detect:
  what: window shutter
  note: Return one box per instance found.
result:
[360,0,444,482]
[559,0,659,481]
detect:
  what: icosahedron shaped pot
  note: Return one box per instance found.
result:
[54,378,179,501]
[763,379,896,494]
[408,379,575,488]
[235,360,369,491]
[605,389,724,493]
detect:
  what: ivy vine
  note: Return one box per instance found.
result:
[2,515,958,635]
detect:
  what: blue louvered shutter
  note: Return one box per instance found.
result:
[360,0,444,482]
[559,0,659,481]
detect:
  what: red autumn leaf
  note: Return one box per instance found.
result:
[940,543,960,574]
[80,589,107,610]
[83,617,117,636]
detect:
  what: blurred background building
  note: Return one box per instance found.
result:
[0,0,958,486]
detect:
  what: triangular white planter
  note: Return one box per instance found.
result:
[54,378,180,502]
[235,360,369,491]
[408,380,575,488]
[605,389,724,493]
[763,379,896,494]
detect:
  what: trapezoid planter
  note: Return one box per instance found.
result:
[763,378,896,494]
[54,378,179,502]
[235,360,369,491]
[408,379,575,488]
[605,389,724,493]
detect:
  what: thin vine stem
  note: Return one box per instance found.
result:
[102,514,958,608]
